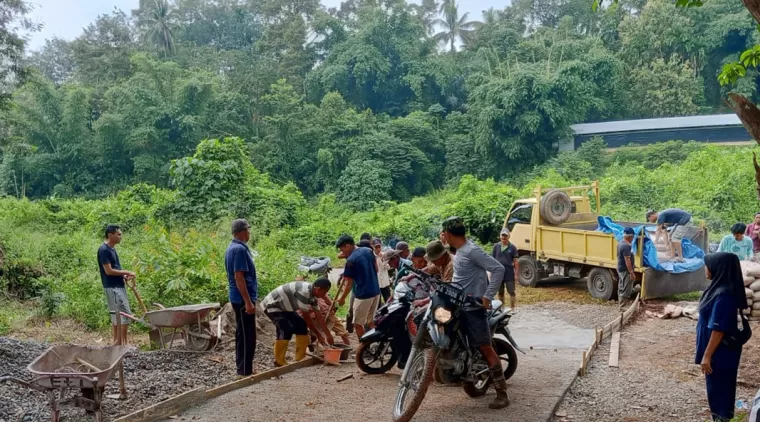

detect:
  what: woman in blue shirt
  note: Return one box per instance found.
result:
[696,253,749,421]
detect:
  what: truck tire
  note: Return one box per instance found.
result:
[587,267,617,301]
[518,256,540,287]
[540,190,572,225]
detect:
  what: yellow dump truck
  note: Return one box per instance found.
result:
[503,182,709,300]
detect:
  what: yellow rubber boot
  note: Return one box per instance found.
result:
[294,335,310,361]
[274,340,289,367]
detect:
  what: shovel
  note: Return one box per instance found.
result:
[125,278,164,347]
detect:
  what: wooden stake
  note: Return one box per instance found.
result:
[609,332,621,368]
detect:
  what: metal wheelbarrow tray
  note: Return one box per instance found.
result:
[142,302,221,351]
[1,344,133,422]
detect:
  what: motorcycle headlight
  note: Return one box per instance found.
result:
[434,307,452,324]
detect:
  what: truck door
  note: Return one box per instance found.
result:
[507,203,534,251]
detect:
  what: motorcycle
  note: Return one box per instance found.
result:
[392,269,524,422]
[356,275,431,374]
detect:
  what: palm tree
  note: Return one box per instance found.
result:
[433,1,479,52]
[142,0,177,57]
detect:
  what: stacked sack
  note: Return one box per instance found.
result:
[739,261,760,321]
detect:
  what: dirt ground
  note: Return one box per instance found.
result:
[552,301,760,422]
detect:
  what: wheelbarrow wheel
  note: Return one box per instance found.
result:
[186,323,217,351]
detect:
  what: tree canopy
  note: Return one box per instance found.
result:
[1,0,758,209]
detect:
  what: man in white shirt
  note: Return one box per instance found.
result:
[373,238,392,303]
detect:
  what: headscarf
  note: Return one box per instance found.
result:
[700,252,748,312]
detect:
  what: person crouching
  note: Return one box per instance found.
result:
[260,278,335,367]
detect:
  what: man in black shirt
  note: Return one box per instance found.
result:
[617,228,636,310]
[97,224,135,345]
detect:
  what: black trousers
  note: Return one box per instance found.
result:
[380,286,392,304]
[232,303,256,376]
[265,311,308,340]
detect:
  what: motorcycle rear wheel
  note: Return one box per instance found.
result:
[356,340,397,374]
[461,338,518,398]
[392,349,436,422]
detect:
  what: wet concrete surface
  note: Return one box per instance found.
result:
[165,305,596,422]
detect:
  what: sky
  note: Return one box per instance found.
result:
[25,0,509,51]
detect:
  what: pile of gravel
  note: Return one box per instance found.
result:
[0,336,276,422]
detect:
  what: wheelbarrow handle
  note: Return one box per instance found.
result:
[0,376,47,393]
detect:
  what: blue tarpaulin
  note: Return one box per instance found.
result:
[596,216,705,274]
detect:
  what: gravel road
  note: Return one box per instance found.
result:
[552,304,760,422]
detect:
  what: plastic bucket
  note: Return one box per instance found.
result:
[332,343,352,360]
[324,348,342,363]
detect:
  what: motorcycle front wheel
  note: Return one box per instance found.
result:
[356,339,397,374]
[392,348,436,422]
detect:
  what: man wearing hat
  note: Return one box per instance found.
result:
[395,241,411,260]
[441,216,510,410]
[224,219,258,377]
[384,248,413,287]
[617,227,636,310]
[492,228,519,310]
[424,240,454,282]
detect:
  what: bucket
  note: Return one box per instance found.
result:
[324,348,342,364]
[332,343,352,361]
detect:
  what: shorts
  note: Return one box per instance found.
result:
[670,221,694,243]
[266,311,308,340]
[105,287,132,325]
[499,278,516,297]
[352,295,380,327]
[459,308,492,347]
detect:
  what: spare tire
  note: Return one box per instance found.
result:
[540,190,572,225]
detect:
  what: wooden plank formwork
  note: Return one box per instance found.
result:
[578,294,640,377]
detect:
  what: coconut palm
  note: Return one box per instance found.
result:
[433,1,479,52]
[142,0,178,57]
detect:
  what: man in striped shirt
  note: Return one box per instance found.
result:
[260,278,334,367]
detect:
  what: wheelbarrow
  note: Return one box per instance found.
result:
[0,344,134,422]
[121,303,222,351]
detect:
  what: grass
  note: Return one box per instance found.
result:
[665,291,703,302]
[0,299,36,335]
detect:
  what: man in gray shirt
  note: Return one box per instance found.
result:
[442,217,510,410]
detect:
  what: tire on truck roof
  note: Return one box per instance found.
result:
[540,189,572,225]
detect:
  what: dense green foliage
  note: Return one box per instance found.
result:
[1,140,758,331]
[2,0,758,207]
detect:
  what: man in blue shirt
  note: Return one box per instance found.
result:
[225,219,258,377]
[647,208,693,262]
[97,224,136,345]
[335,235,380,341]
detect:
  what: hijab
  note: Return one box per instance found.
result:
[700,252,749,312]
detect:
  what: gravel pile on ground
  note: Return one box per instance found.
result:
[526,301,622,329]
[0,332,277,422]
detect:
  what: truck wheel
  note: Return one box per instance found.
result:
[587,267,617,301]
[540,190,572,225]
[518,256,540,287]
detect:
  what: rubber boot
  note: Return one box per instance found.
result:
[274,340,289,367]
[488,366,510,410]
[294,335,310,361]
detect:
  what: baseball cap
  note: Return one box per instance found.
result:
[231,219,251,234]
[425,240,447,262]
[500,228,511,236]
[395,241,409,251]
[623,227,635,235]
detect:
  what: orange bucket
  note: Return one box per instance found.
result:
[323,348,342,364]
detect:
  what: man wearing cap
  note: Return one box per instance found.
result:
[384,248,414,287]
[441,216,510,410]
[335,235,381,340]
[224,219,258,377]
[424,240,454,282]
[492,228,519,310]
[617,228,636,310]
[396,241,411,260]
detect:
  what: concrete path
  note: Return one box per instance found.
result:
[167,308,590,422]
